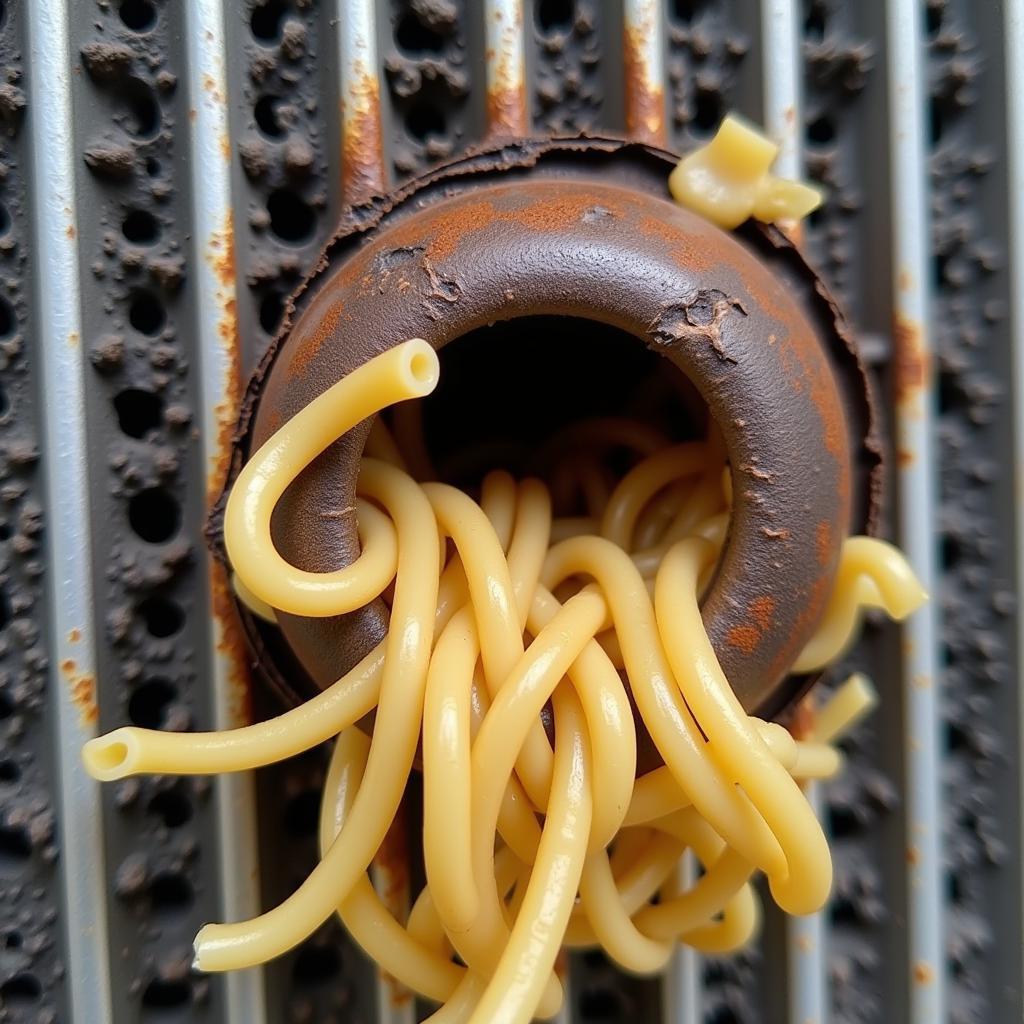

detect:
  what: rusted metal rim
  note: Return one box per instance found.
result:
[210,136,881,722]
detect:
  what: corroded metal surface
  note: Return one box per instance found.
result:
[217,137,877,721]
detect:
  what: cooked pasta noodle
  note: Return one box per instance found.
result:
[82,337,925,1023]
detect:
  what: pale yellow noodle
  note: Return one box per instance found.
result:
[600,444,709,549]
[812,673,878,744]
[655,538,830,915]
[232,571,277,623]
[320,728,464,1003]
[193,458,440,971]
[225,339,437,616]
[467,686,592,1024]
[423,605,479,932]
[542,535,785,876]
[82,643,384,780]
[633,479,690,550]
[480,470,518,552]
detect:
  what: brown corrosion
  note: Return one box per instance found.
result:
[61,657,98,728]
[894,314,928,411]
[372,802,413,1007]
[623,26,666,147]
[913,962,934,985]
[487,87,529,139]
[210,135,880,722]
[341,67,386,204]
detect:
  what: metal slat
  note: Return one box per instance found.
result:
[485,0,529,137]
[623,0,668,147]
[24,2,113,1021]
[884,2,945,1021]
[182,4,268,1022]
[758,3,830,1021]
[1004,0,1024,1017]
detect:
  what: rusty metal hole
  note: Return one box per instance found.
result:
[0,974,41,1006]
[113,388,164,438]
[127,289,166,336]
[3,930,21,949]
[118,0,156,33]
[405,97,446,140]
[0,760,18,784]
[128,487,180,543]
[267,188,315,244]
[147,787,192,828]
[254,94,285,138]
[122,209,160,245]
[142,978,190,1009]
[292,940,341,984]
[0,202,9,237]
[250,0,287,43]
[137,595,184,638]
[0,296,14,338]
[128,677,176,728]
[0,824,31,864]
[694,87,723,133]
[121,80,160,140]
[148,871,194,914]
[259,289,286,334]
[808,115,837,145]
[672,0,712,23]
[536,0,575,33]
[395,11,445,53]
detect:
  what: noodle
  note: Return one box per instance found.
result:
[81,339,925,1023]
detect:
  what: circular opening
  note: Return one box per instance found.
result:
[90,739,130,773]
[147,787,193,828]
[0,383,9,419]
[149,871,194,913]
[0,760,19,784]
[114,388,164,438]
[138,595,185,637]
[143,978,190,1009]
[0,297,14,338]
[128,678,176,729]
[0,203,10,236]
[395,12,445,52]
[405,100,445,140]
[673,0,710,22]
[536,0,574,32]
[409,349,436,386]
[128,488,181,543]
[694,89,722,133]
[0,825,31,863]
[251,0,287,41]
[4,931,22,949]
[0,974,41,1006]
[267,189,315,244]
[414,317,705,492]
[122,209,160,244]
[128,290,166,335]
[254,94,285,137]
[119,0,156,32]
[146,157,161,177]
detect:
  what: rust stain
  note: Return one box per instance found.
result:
[189,108,197,123]
[201,71,224,105]
[289,301,344,380]
[913,962,934,985]
[897,447,914,467]
[341,66,386,204]
[898,266,913,292]
[65,224,76,239]
[623,23,666,146]
[204,212,253,727]
[61,657,97,727]
[487,86,528,138]
[894,314,928,411]
[789,697,816,741]
[68,628,81,643]
[906,844,920,865]
[815,521,832,567]
[67,331,80,348]
[749,595,775,631]
[219,133,231,162]
[725,623,761,655]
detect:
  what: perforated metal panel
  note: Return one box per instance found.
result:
[5,1,1022,1022]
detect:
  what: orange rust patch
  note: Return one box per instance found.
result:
[622,25,665,146]
[67,331,80,347]
[815,521,832,567]
[897,448,914,467]
[906,845,920,865]
[205,213,240,501]
[913,962,934,985]
[789,698,815,741]
[372,802,413,1007]
[68,628,81,644]
[287,301,345,381]
[637,215,713,273]
[725,624,761,655]
[66,224,76,239]
[201,72,224,105]
[220,133,231,162]
[61,658,97,727]
[210,560,254,727]
[341,70,386,204]
[749,595,775,631]
[894,315,928,407]
[487,87,529,138]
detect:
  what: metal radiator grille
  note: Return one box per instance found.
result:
[4,1,1022,1022]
